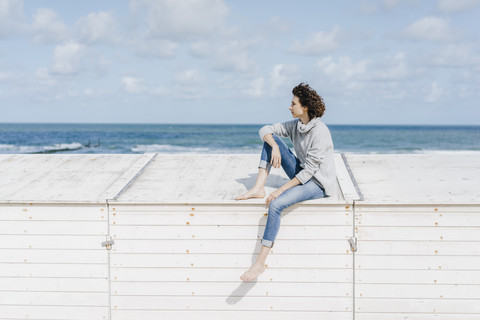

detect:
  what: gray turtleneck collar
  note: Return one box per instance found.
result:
[297,117,321,134]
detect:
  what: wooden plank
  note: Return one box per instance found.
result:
[111,210,352,226]
[355,226,480,241]
[356,240,480,256]
[356,211,480,227]
[355,297,480,313]
[0,221,107,235]
[0,277,108,292]
[0,291,108,306]
[111,296,352,311]
[111,267,351,283]
[344,153,480,204]
[111,281,352,297]
[110,225,352,240]
[356,269,480,284]
[356,283,480,299]
[0,154,147,202]
[0,248,107,263]
[335,153,361,201]
[356,313,480,320]
[2,263,107,278]
[112,310,352,320]
[355,255,480,270]
[111,239,350,254]
[113,154,345,203]
[110,203,351,213]
[0,306,108,320]
[0,235,105,249]
[110,253,352,268]
[0,204,107,221]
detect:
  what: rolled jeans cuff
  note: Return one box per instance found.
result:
[258,159,272,172]
[261,238,274,248]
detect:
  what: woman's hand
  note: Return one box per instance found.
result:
[266,188,284,206]
[271,145,281,169]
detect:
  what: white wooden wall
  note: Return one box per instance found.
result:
[109,203,354,320]
[0,203,110,320]
[354,204,480,320]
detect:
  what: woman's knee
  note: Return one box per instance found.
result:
[268,198,287,214]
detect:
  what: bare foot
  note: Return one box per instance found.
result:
[235,187,265,200]
[240,264,266,282]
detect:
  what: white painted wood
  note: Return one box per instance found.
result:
[2,153,479,319]
[111,310,352,320]
[0,306,109,320]
[355,204,480,318]
[114,153,346,203]
[111,281,352,297]
[110,253,352,268]
[110,207,352,225]
[344,153,480,204]
[110,296,352,311]
[110,203,354,318]
[111,239,350,254]
[356,283,480,299]
[355,314,480,320]
[335,154,361,200]
[0,204,109,320]
[0,154,150,202]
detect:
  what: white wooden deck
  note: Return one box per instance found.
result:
[1,152,479,320]
[344,153,480,204]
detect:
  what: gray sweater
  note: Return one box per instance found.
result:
[258,117,337,196]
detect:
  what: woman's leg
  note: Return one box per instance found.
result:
[240,180,325,281]
[236,134,300,200]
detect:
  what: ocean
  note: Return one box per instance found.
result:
[0,123,479,154]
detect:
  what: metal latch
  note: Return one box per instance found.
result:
[348,236,357,252]
[102,236,115,250]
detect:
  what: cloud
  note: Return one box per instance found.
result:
[370,52,410,80]
[0,0,24,37]
[424,82,446,103]
[437,0,480,13]
[383,0,402,8]
[211,40,257,73]
[404,16,459,42]
[288,26,340,56]
[135,38,178,58]
[76,11,116,43]
[51,41,85,74]
[150,86,169,96]
[35,67,56,86]
[121,76,146,94]
[174,69,205,85]
[189,41,210,58]
[269,64,300,94]
[316,56,370,82]
[242,77,264,98]
[31,8,69,44]
[0,71,13,82]
[131,0,229,41]
[429,44,480,68]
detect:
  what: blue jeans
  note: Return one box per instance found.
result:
[258,134,325,248]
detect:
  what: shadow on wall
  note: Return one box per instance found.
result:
[225,205,297,304]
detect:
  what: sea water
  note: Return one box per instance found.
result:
[0,123,479,154]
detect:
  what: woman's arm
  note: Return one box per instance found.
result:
[262,133,281,169]
[265,176,301,206]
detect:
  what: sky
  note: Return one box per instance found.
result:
[0,0,479,125]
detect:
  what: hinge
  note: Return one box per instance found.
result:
[348,236,357,252]
[102,235,115,250]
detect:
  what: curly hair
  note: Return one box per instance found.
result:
[292,83,325,119]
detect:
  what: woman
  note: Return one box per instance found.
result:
[236,82,336,282]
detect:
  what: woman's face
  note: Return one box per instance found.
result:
[289,95,308,119]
